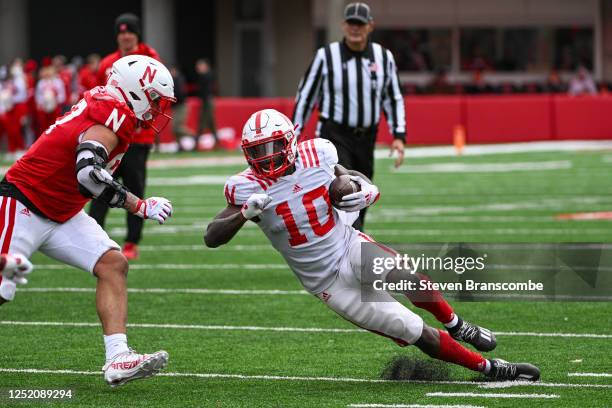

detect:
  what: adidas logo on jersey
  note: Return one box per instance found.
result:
[20,208,31,217]
[292,184,303,194]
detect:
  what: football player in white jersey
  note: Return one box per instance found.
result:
[205,109,540,381]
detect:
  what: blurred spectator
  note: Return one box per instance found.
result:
[425,67,456,94]
[170,66,196,151]
[78,54,100,97]
[465,70,494,94]
[52,55,73,111]
[543,70,566,93]
[35,66,65,135]
[195,58,217,141]
[0,61,28,159]
[568,66,597,96]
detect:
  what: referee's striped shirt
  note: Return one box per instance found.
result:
[292,40,406,141]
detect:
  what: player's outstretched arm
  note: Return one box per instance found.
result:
[204,205,248,248]
[78,125,173,224]
[205,193,272,248]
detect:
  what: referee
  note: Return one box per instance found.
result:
[292,2,406,231]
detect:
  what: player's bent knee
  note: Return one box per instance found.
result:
[94,249,129,279]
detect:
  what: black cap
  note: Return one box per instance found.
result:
[344,2,373,24]
[115,13,141,38]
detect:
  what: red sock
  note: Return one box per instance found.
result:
[437,329,486,372]
[407,273,455,324]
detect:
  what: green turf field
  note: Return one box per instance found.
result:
[1,148,611,407]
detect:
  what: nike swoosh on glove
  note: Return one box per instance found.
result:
[134,197,173,224]
[336,175,380,212]
[241,193,272,220]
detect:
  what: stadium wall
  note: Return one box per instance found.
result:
[170,95,612,147]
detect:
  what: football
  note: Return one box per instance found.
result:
[329,174,360,207]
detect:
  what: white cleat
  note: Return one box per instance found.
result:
[102,349,169,387]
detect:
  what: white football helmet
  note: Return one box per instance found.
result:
[241,109,298,178]
[106,55,175,132]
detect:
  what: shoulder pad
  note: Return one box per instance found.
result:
[85,88,136,140]
[224,171,266,206]
[297,138,337,170]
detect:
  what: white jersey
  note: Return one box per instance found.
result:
[224,138,356,294]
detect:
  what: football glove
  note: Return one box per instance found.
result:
[1,253,33,285]
[241,193,272,220]
[336,175,380,212]
[134,197,173,224]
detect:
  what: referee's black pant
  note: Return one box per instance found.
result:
[89,143,151,245]
[320,120,377,231]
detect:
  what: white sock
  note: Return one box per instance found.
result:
[104,333,129,361]
[482,359,491,374]
[443,313,459,329]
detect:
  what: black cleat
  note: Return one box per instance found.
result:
[447,317,497,352]
[486,358,540,381]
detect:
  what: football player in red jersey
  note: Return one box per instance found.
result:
[91,13,161,260]
[0,55,175,387]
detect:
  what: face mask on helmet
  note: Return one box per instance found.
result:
[139,89,176,133]
[243,131,296,178]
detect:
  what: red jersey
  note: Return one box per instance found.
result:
[96,43,159,145]
[6,86,137,223]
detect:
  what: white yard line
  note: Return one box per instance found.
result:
[349,405,486,408]
[394,161,571,174]
[2,320,611,339]
[0,367,609,389]
[35,264,287,271]
[18,287,307,295]
[426,392,558,399]
[108,226,612,237]
[568,373,612,378]
[148,175,227,186]
[15,287,611,301]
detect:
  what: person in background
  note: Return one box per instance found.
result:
[0,64,27,161]
[543,69,566,93]
[195,59,218,143]
[35,65,65,136]
[426,67,456,94]
[22,59,38,146]
[52,55,73,112]
[568,66,597,96]
[0,61,28,160]
[89,12,160,260]
[465,69,494,94]
[292,2,406,231]
[78,54,100,98]
[170,66,195,151]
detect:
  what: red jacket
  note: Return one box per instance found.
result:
[97,43,160,144]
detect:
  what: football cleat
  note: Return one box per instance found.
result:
[486,358,540,381]
[102,349,168,387]
[448,317,496,352]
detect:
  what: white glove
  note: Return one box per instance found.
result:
[336,175,380,212]
[134,197,173,224]
[241,193,272,220]
[2,253,33,285]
